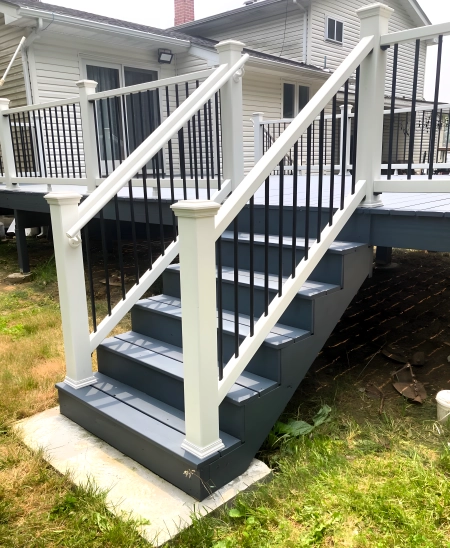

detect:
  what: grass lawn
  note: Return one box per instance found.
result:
[1,238,450,547]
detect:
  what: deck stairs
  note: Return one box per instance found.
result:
[57,217,372,500]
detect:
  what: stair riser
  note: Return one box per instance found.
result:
[130,306,283,382]
[57,384,212,500]
[97,344,248,440]
[162,269,314,332]
[233,207,328,239]
[220,238,344,286]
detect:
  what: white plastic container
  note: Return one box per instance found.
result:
[436,391,450,423]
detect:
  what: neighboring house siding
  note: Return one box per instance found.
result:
[0,16,27,108]
[309,0,427,99]
[175,52,209,75]
[199,4,305,63]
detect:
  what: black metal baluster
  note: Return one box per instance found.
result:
[445,108,450,164]
[264,176,270,316]
[317,110,324,242]
[234,217,239,358]
[21,111,32,177]
[419,110,425,166]
[278,158,284,296]
[352,67,360,194]
[113,195,126,301]
[9,115,20,176]
[60,106,69,177]
[93,102,103,180]
[27,111,37,176]
[305,125,312,259]
[36,109,47,177]
[292,141,298,276]
[324,118,328,168]
[175,85,187,199]
[407,39,421,179]
[155,152,166,256]
[395,113,400,166]
[312,120,316,166]
[121,95,130,158]
[99,100,109,177]
[208,99,215,179]
[83,223,97,331]
[329,96,337,226]
[217,238,224,380]
[185,82,193,179]
[436,109,443,164]
[215,92,221,190]
[249,196,255,337]
[204,102,210,199]
[107,98,116,172]
[142,165,153,270]
[340,80,349,209]
[99,210,112,315]
[192,107,199,196]
[196,81,204,180]
[388,44,398,180]
[128,180,140,284]
[403,112,408,163]
[17,113,28,176]
[54,107,63,177]
[429,35,443,179]
[73,104,82,177]
[67,105,75,177]
[43,109,53,177]
[165,87,177,239]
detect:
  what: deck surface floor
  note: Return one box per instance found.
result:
[2,175,450,217]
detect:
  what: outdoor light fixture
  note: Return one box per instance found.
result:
[158,49,174,64]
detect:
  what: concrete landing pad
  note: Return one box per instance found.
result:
[14,407,272,546]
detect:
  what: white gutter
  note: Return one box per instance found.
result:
[16,6,191,50]
[293,0,308,65]
[247,55,328,78]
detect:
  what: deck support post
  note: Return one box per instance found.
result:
[171,200,225,460]
[0,98,17,188]
[216,40,245,191]
[253,112,264,165]
[76,80,99,194]
[45,193,96,389]
[356,3,394,207]
[339,104,353,176]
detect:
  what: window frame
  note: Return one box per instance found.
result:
[325,16,344,45]
[282,82,311,119]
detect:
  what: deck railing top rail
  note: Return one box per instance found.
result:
[2,96,81,116]
[380,21,450,46]
[88,69,215,101]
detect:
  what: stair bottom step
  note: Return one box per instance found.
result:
[56,374,248,500]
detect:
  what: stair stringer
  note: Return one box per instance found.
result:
[208,245,373,484]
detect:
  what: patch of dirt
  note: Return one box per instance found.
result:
[302,249,450,415]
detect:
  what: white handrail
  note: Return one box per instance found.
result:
[217,180,367,402]
[89,180,232,352]
[214,35,374,239]
[3,97,80,115]
[380,21,450,46]
[89,69,215,101]
[67,54,249,239]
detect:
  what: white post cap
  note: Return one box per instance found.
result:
[171,200,221,218]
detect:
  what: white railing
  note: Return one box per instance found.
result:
[45,40,248,393]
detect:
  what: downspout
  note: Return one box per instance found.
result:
[293,0,308,65]
[21,17,43,104]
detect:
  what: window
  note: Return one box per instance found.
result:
[326,17,344,43]
[283,84,310,118]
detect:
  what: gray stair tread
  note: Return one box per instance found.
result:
[220,267,340,299]
[221,231,366,254]
[145,294,309,342]
[93,372,240,451]
[137,294,309,347]
[105,332,277,403]
[58,382,221,465]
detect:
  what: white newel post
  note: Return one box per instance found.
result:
[45,193,96,389]
[356,3,394,206]
[0,98,17,188]
[171,200,225,459]
[216,40,245,191]
[339,104,353,175]
[76,80,99,194]
[253,112,264,165]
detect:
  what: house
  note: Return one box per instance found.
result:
[1,0,450,511]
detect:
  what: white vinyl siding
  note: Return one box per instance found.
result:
[310,0,427,99]
[200,5,305,63]
[0,16,27,108]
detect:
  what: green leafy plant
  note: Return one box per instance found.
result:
[273,404,332,440]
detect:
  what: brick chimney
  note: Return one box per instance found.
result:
[174,0,195,26]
